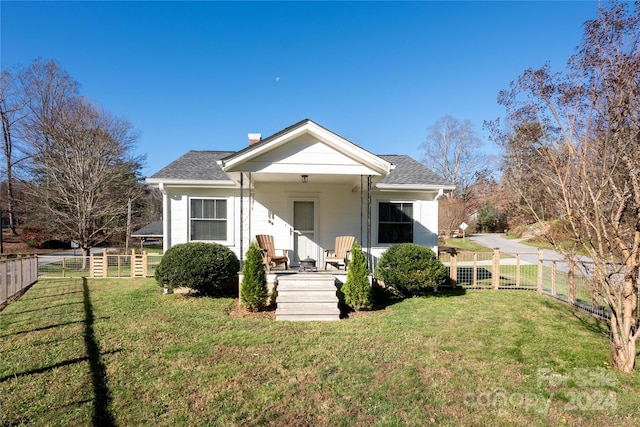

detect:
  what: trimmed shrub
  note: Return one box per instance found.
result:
[374,243,446,298]
[341,241,373,311]
[240,242,268,311]
[155,242,239,295]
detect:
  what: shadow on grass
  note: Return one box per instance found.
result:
[3,301,84,316]
[0,349,121,384]
[431,287,467,298]
[0,319,88,339]
[455,267,494,282]
[81,277,117,427]
[19,290,84,301]
[340,284,467,318]
[539,297,610,337]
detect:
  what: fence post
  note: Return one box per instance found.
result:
[1,257,7,305]
[17,255,23,293]
[568,258,576,303]
[131,249,136,278]
[142,251,148,277]
[537,249,543,294]
[450,252,458,286]
[472,253,478,287]
[31,254,37,284]
[90,254,95,278]
[103,249,108,278]
[492,248,500,290]
[516,254,521,287]
[551,261,556,296]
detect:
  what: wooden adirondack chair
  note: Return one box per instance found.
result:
[324,236,355,270]
[255,234,289,271]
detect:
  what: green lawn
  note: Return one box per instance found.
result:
[443,237,492,252]
[1,279,638,426]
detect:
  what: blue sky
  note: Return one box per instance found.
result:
[1,1,600,177]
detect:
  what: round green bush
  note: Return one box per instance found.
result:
[374,243,447,297]
[155,242,240,295]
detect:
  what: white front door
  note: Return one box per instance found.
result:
[292,199,318,264]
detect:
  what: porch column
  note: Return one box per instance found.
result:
[238,172,253,264]
[367,175,372,273]
[240,173,244,263]
[159,183,170,253]
[360,175,364,244]
[361,175,373,273]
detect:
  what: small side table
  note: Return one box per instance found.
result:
[299,257,317,272]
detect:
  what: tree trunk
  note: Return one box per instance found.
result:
[611,315,637,373]
[609,268,639,373]
[82,246,91,270]
[1,106,18,236]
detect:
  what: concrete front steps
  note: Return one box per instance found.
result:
[275,274,341,321]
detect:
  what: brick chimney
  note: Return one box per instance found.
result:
[248,133,262,145]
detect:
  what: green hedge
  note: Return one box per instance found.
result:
[155,242,239,296]
[374,243,446,297]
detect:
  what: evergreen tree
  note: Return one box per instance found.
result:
[342,241,373,311]
[240,242,267,311]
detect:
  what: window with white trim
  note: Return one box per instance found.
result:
[378,202,413,244]
[190,198,227,241]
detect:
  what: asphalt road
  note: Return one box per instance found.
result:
[470,233,563,259]
[469,233,571,269]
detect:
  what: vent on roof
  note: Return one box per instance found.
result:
[248,133,262,145]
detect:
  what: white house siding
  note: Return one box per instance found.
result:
[368,190,440,268]
[162,186,237,252]
[161,183,440,268]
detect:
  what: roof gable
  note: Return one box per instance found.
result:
[219,119,392,176]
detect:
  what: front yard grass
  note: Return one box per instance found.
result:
[1,278,638,426]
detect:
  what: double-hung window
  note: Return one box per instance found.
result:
[378,202,413,244]
[190,198,227,241]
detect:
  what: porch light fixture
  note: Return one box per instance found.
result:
[301,175,308,183]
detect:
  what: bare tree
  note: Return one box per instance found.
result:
[495,2,640,372]
[420,115,483,198]
[25,97,143,258]
[16,59,144,259]
[438,196,473,238]
[0,69,25,235]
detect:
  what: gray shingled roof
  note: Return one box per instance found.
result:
[149,151,234,181]
[132,220,163,237]
[149,150,452,187]
[378,155,453,186]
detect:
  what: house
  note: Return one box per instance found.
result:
[146,119,454,270]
